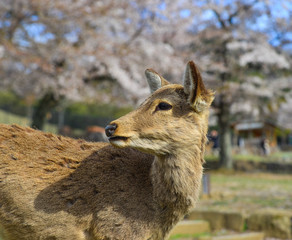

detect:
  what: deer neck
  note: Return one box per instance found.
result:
[150,144,203,211]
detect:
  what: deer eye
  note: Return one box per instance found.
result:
[157,102,172,111]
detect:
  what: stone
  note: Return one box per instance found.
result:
[188,210,245,231]
[247,209,291,239]
[225,211,245,232]
[188,210,225,231]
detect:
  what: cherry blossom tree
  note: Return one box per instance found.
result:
[183,0,292,168]
[0,0,198,128]
[0,0,291,168]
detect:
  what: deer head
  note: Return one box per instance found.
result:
[105,61,214,157]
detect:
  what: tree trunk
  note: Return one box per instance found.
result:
[31,92,59,130]
[57,106,65,134]
[217,94,233,169]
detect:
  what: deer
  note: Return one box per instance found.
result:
[0,61,214,240]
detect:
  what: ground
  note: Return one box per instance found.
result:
[198,171,292,215]
[171,171,292,240]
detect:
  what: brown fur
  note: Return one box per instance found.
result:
[0,61,214,240]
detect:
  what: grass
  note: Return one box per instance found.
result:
[198,172,292,214]
[0,109,29,125]
[170,232,210,239]
[0,109,57,133]
[270,151,292,161]
[205,151,292,163]
[233,152,292,162]
[232,154,265,162]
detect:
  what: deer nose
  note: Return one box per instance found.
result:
[105,123,117,137]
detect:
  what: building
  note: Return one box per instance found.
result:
[232,121,279,154]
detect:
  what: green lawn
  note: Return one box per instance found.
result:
[198,172,292,214]
[170,232,210,239]
[0,109,57,133]
[205,150,292,163]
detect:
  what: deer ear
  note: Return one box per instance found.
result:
[145,69,170,93]
[183,61,214,112]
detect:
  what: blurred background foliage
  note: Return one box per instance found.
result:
[0,0,292,168]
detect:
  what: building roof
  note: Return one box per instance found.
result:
[233,120,279,131]
[235,122,264,131]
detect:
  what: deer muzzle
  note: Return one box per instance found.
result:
[105,123,129,144]
[105,124,117,137]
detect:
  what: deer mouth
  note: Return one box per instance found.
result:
[108,136,129,142]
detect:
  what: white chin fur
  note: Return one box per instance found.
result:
[110,140,128,148]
